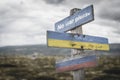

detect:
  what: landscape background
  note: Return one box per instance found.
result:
[0,43,120,80]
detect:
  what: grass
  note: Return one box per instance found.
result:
[0,55,119,80]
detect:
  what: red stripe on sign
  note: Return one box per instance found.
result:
[56,61,97,72]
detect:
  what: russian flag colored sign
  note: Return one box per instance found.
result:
[56,55,97,72]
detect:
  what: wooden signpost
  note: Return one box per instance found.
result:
[47,5,109,80]
[70,8,85,80]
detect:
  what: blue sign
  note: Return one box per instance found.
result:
[47,31,109,51]
[56,55,97,72]
[55,5,94,32]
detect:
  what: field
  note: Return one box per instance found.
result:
[0,55,119,80]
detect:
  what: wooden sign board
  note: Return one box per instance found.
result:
[55,5,94,32]
[47,31,109,51]
[56,55,97,72]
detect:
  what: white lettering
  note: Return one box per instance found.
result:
[57,24,64,30]
[65,19,74,26]
[75,12,91,23]
[56,12,91,31]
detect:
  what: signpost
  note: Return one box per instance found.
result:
[47,31,109,51]
[56,55,97,72]
[55,5,94,32]
[46,4,110,80]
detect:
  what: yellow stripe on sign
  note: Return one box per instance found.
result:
[48,39,109,51]
[72,41,109,51]
[48,39,72,48]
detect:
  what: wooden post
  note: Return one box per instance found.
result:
[70,8,85,80]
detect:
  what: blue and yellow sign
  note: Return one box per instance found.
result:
[47,31,109,51]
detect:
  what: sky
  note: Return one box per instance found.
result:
[0,0,120,47]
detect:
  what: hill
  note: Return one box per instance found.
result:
[0,43,120,56]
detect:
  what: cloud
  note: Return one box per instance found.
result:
[44,0,64,5]
[94,0,120,36]
[0,0,67,46]
[98,0,120,22]
[0,0,120,47]
[0,33,46,46]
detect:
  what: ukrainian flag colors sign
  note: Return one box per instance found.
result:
[47,31,109,51]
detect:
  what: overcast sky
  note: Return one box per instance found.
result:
[0,0,120,47]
